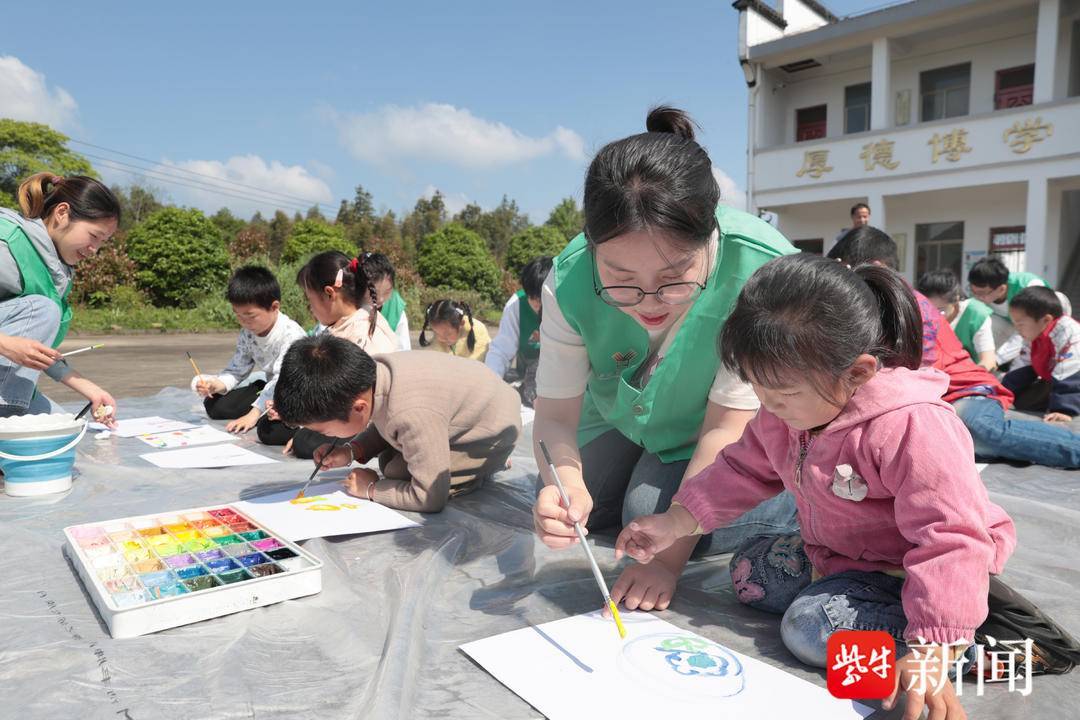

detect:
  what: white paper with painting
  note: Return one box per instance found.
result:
[135,425,238,449]
[461,611,873,720]
[140,443,277,469]
[233,480,419,541]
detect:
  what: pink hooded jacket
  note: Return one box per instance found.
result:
[674,366,1016,645]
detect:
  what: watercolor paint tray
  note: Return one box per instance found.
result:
[63,504,323,638]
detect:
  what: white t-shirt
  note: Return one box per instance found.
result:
[535,237,760,411]
[951,298,995,355]
[486,293,523,379]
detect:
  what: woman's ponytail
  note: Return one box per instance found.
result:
[16,173,120,223]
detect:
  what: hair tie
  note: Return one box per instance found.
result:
[49,174,63,186]
[333,268,345,288]
[348,257,360,273]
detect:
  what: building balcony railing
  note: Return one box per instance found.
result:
[752,97,1080,196]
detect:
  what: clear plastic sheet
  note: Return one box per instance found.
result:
[1,388,1077,719]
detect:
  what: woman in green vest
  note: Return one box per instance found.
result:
[916,269,996,370]
[0,173,120,421]
[532,108,799,611]
[485,256,551,407]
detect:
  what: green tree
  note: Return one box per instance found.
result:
[506,226,567,276]
[268,210,292,264]
[417,224,502,303]
[210,207,246,242]
[401,192,446,254]
[305,204,326,222]
[111,184,166,232]
[126,207,230,307]
[454,195,530,264]
[0,119,96,209]
[282,218,353,264]
[545,197,585,240]
[230,225,270,264]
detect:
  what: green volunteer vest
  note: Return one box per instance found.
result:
[553,206,796,462]
[0,216,71,347]
[953,298,993,358]
[516,289,540,365]
[1006,271,1048,302]
[378,289,406,331]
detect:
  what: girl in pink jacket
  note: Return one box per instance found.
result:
[616,254,1016,718]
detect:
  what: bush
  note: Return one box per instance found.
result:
[126,207,230,307]
[230,226,269,263]
[281,219,354,264]
[506,225,567,276]
[275,259,314,330]
[70,231,139,307]
[416,224,502,303]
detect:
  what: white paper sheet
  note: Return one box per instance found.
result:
[140,443,277,469]
[134,425,238,449]
[461,611,874,720]
[94,416,198,438]
[233,480,419,541]
[976,463,989,473]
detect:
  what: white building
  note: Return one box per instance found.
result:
[735,0,1080,305]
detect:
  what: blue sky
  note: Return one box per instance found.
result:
[2,1,873,223]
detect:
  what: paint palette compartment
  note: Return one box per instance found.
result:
[63,505,322,638]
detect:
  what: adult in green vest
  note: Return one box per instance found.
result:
[968,256,1072,365]
[532,107,799,611]
[485,256,552,407]
[0,173,120,422]
[916,269,996,370]
[366,252,411,351]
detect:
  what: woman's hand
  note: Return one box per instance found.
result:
[313,442,354,469]
[0,335,61,371]
[532,483,593,549]
[883,645,968,720]
[194,376,226,398]
[85,387,118,429]
[614,505,698,564]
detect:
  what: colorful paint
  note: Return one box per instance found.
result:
[64,504,318,618]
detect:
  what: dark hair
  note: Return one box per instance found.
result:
[226,265,281,309]
[967,257,1010,289]
[582,106,718,249]
[296,251,380,337]
[915,269,961,303]
[850,202,870,217]
[17,172,121,224]
[720,254,922,403]
[827,225,899,270]
[419,299,476,351]
[273,335,377,425]
[1010,286,1063,320]
[362,252,396,285]
[519,256,553,299]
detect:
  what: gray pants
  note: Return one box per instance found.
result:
[578,429,799,557]
[0,295,69,417]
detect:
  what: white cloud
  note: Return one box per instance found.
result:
[0,56,78,129]
[147,155,334,218]
[713,166,747,210]
[334,103,585,169]
[422,184,470,217]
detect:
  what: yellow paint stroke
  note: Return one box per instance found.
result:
[306,504,341,511]
[289,496,326,505]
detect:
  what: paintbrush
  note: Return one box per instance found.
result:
[62,343,104,358]
[538,439,627,639]
[185,351,203,379]
[295,438,339,500]
[74,401,93,420]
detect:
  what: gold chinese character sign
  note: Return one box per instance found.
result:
[1002,117,1053,154]
[928,129,972,163]
[860,140,899,171]
[796,150,833,179]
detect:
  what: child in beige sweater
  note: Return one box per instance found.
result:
[273,334,521,512]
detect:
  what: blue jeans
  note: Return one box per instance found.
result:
[954,395,1080,469]
[0,295,69,417]
[578,429,800,557]
[731,534,975,674]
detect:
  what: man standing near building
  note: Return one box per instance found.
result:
[835,202,871,243]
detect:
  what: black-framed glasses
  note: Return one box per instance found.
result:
[590,250,710,308]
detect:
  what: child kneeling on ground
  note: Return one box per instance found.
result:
[273,334,521,512]
[617,254,1017,719]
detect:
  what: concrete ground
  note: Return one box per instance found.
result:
[50,331,424,404]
